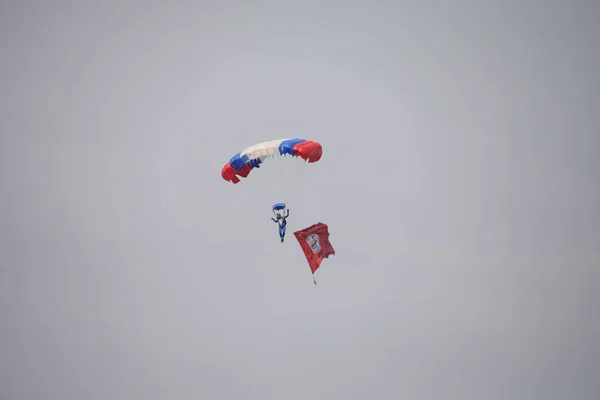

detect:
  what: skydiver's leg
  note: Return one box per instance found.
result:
[279,225,286,242]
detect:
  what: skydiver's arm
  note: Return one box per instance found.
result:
[285,209,289,217]
[271,218,277,223]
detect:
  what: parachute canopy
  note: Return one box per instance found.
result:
[221,138,323,184]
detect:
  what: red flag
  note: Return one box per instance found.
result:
[294,222,335,283]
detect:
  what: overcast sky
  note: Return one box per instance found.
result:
[1,1,599,399]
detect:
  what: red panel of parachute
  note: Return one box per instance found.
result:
[221,163,237,183]
[294,222,335,281]
[292,140,322,162]
[221,163,252,184]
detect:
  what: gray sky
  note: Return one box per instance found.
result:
[1,1,599,399]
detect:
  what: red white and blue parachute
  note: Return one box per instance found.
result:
[221,138,323,184]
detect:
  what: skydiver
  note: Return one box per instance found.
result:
[271,209,290,242]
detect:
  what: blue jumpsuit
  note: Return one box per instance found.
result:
[271,209,289,242]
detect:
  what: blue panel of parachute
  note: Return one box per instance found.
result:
[279,138,306,156]
[248,158,262,168]
[229,152,245,170]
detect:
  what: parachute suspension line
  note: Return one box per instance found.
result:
[292,146,319,190]
[279,153,283,175]
[259,159,265,189]
[293,155,305,190]
[260,157,274,202]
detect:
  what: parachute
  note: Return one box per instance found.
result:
[221,138,322,184]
